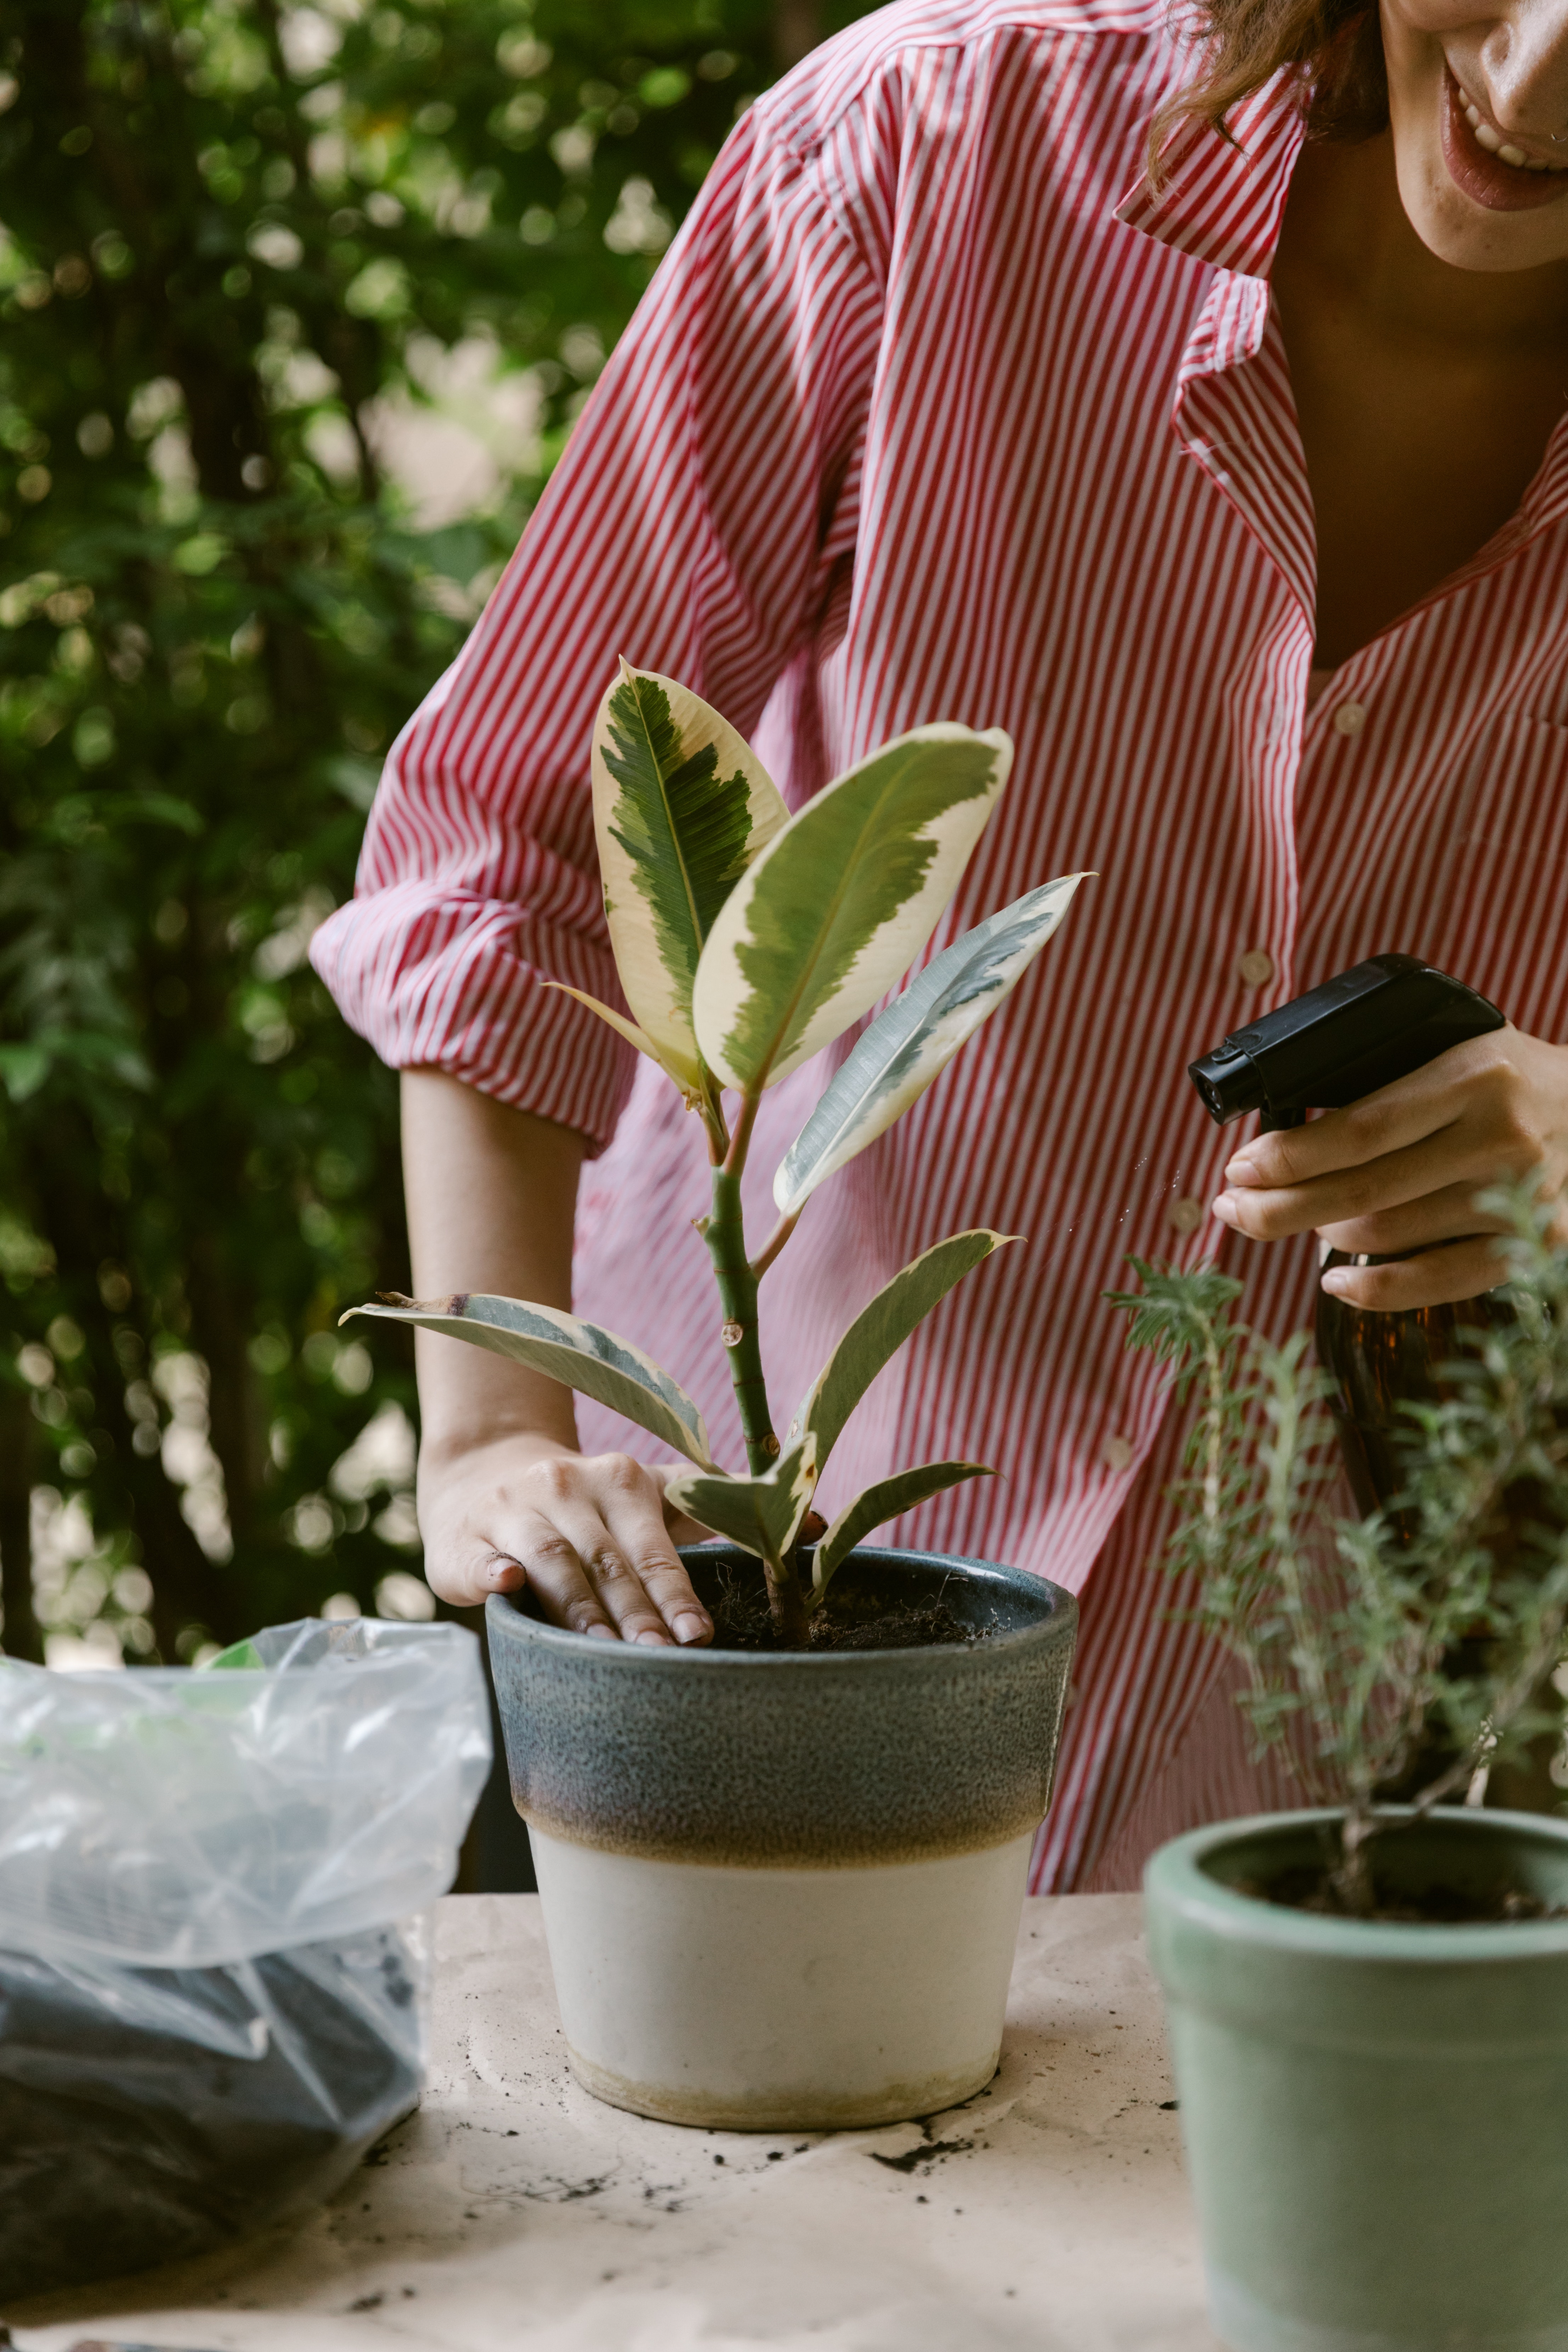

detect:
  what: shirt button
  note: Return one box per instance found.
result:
[1169,1197,1204,1234]
[1332,700,1367,737]
[1237,947,1274,987]
[1102,1435,1134,1473]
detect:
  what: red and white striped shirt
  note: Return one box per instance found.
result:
[313,0,1568,1890]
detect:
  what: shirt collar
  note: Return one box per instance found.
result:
[1114,67,1308,280]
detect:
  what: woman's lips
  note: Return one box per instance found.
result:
[1440,69,1568,212]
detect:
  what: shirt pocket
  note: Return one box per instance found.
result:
[1430,710,1568,1038]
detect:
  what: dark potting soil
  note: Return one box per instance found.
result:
[1235,1864,1567,1925]
[709,1572,986,1654]
[0,1927,422,2303]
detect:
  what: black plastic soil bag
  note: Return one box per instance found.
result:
[0,1926,424,2301]
[0,1619,490,2302]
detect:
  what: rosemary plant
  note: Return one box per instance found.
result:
[1109,1181,1568,1911]
[353,663,1088,1643]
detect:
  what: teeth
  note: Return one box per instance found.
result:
[1456,76,1568,170]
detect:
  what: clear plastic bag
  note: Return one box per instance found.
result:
[0,1618,491,2302]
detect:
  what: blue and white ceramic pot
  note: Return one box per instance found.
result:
[487,1543,1077,2130]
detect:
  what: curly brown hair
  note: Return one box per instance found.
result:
[1149,0,1389,179]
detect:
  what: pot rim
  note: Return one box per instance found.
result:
[487,1541,1076,1673]
[1145,1806,1568,1962]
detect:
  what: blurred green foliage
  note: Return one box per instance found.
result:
[0,0,863,1663]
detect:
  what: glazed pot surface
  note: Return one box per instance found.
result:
[487,1544,1077,1869]
[488,1545,1077,2128]
[1145,1808,1568,2352]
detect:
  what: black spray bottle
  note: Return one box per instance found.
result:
[1188,952,1509,1525]
[1189,954,1562,1807]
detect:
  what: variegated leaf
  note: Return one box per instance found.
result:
[591,662,789,1092]
[344,1293,715,1469]
[692,725,1013,1093]
[813,1461,996,1596]
[773,875,1091,1217]
[794,1230,1018,1471]
[542,981,664,1066]
[664,1435,819,1564]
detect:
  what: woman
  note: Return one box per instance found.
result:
[313,0,1568,1890]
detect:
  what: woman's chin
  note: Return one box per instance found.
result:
[1396,145,1568,270]
[1390,69,1568,272]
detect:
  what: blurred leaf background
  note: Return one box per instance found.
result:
[0,0,867,1668]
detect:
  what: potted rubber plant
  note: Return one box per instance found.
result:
[1110,1191,1568,2352]
[351,663,1088,2128]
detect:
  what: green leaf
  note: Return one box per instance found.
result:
[172,532,228,575]
[344,1292,715,1469]
[323,754,381,813]
[106,792,205,835]
[0,1044,50,1103]
[205,1636,266,1671]
[773,875,1089,1217]
[794,1230,1018,1471]
[591,661,789,1092]
[813,1461,996,1596]
[664,1435,819,1564]
[692,725,1012,1093]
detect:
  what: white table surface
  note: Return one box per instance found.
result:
[11,1892,1219,2352]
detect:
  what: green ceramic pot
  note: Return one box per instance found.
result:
[1144,1808,1568,2352]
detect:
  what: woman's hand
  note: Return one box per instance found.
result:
[400,1076,716,1645]
[1210,1026,1568,1309]
[418,1430,716,1643]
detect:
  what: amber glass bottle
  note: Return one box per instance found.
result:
[1313,1260,1507,1529]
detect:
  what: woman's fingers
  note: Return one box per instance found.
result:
[1315,1177,1512,1260]
[1213,1028,1566,1243]
[1221,1030,1526,1194]
[1319,1234,1512,1311]
[539,1456,712,1647]
[418,1439,714,1643]
[1213,1132,1525,1242]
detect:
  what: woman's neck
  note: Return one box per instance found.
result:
[1272,130,1568,667]
[1277,130,1568,353]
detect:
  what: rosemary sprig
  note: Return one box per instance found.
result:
[1109,1180,1568,1911]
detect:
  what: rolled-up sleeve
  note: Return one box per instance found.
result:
[310,101,884,1151]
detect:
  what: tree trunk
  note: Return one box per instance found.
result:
[0,1384,40,1660]
[772,0,821,71]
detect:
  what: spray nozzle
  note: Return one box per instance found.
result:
[1189,953,1506,1132]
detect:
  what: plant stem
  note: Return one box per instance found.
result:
[703,1165,777,1475]
[702,1106,808,1644]
[749,1206,800,1282]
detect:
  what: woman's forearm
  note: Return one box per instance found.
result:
[400,1068,586,1463]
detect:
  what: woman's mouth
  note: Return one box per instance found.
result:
[1440,67,1568,211]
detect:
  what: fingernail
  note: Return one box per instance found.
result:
[1211,1195,1240,1228]
[635,1628,670,1647]
[585,1623,617,1642]
[1320,1269,1351,1297]
[1224,1156,1262,1185]
[673,1613,709,1644]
